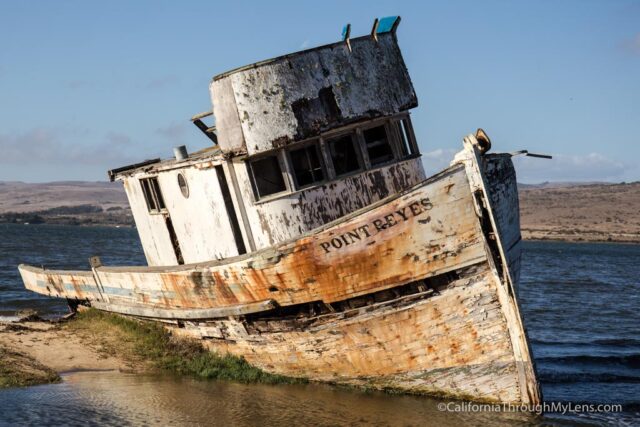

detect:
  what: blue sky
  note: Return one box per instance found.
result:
[0,0,638,183]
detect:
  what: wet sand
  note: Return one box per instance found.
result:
[0,319,146,383]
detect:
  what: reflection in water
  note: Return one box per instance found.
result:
[0,371,537,427]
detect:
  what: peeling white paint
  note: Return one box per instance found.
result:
[212,34,417,156]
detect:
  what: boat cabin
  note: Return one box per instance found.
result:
[109,17,426,267]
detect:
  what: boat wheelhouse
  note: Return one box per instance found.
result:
[108,20,424,267]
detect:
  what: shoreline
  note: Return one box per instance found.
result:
[522,230,640,245]
[0,310,299,390]
[523,238,640,246]
[0,221,134,229]
[0,318,144,387]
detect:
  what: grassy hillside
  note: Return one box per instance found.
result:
[0,181,132,226]
[519,182,640,243]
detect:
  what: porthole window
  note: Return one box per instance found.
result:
[177,173,189,198]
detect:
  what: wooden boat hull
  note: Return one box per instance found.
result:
[18,137,541,404]
[183,264,525,402]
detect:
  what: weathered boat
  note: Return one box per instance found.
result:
[19,17,541,404]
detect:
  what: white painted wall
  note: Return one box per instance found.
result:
[123,177,178,266]
[123,165,240,267]
[157,166,239,263]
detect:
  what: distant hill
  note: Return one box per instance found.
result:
[518,181,640,243]
[0,181,132,226]
[0,181,129,214]
[1,180,639,242]
[517,181,610,189]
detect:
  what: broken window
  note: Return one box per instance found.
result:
[363,125,394,166]
[327,133,361,176]
[140,177,166,213]
[289,144,325,188]
[248,154,287,199]
[396,118,417,157]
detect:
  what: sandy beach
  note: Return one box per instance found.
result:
[0,310,292,390]
[0,321,140,374]
[0,314,148,388]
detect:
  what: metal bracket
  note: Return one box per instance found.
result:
[88,256,109,303]
[190,111,218,145]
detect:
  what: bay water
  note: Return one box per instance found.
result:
[0,224,638,426]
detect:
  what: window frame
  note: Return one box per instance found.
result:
[286,140,327,190]
[242,114,420,204]
[139,176,166,214]
[246,151,291,201]
[359,122,397,168]
[391,115,419,158]
[324,130,364,178]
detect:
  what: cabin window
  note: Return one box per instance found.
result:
[177,173,189,198]
[396,118,417,156]
[327,133,361,176]
[363,125,394,166]
[248,154,287,199]
[140,177,166,213]
[289,144,325,188]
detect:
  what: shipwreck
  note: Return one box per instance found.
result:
[19,17,542,404]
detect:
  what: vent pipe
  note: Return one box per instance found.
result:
[174,145,188,161]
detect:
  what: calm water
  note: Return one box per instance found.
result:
[1,224,639,426]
